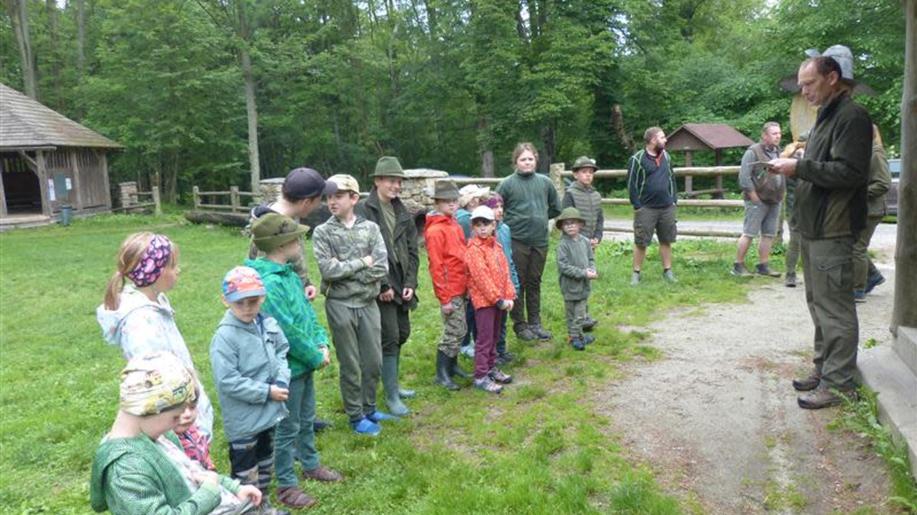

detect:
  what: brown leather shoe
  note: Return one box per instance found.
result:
[302,465,343,482]
[797,384,858,410]
[277,486,316,509]
[792,371,820,391]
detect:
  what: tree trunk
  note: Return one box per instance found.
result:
[477,117,494,177]
[46,0,62,105]
[611,104,636,154]
[893,0,917,331]
[76,0,86,78]
[240,46,261,193]
[539,122,556,175]
[8,0,38,99]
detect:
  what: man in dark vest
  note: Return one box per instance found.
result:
[769,47,872,409]
[733,122,785,277]
[355,156,420,416]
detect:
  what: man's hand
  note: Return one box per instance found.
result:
[269,385,289,401]
[361,256,374,268]
[235,485,262,506]
[441,302,454,315]
[402,288,414,301]
[320,346,331,367]
[748,191,761,204]
[768,158,797,177]
[590,238,599,250]
[304,285,317,301]
[378,288,395,302]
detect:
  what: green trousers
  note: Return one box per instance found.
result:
[274,372,318,488]
[325,299,382,422]
[801,237,858,389]
[564,299,588,339]
[851,215,883,291]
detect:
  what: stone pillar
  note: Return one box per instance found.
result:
[119,181,138,208]
[402,169,449,214]
[258,178,284,205]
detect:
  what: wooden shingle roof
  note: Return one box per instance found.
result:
[0,82,121,150]
[667,123,754,151]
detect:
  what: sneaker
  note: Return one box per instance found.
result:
[731,262,753,277]
[473,376,503,394]
[662,269,677,283]
[755,263,781,277]
[854,289,866,303]
[582,334,596,345]
[797,384,858,410]
[460,344,475,358]
[495,351,515,366]
[570,337,586,351]
[530,325,553,340]
[582,317,598,331]
[515,326,538,341]
[630,271,641,286]
[366,410,399,423]
[350,417,381,436]
[302,465,343,482]
[792,371,821,392]
[489,368,513,384]
[784,273,797,288]
[865,272,886,294]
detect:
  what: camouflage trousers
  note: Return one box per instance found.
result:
[438,296,467,358]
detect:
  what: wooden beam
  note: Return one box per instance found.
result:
[35,151,51,217]
[893,0,917,331]
[0,158,7,217]
[100,151,112,209]
[16,150,37,171]
[69,150,84,210]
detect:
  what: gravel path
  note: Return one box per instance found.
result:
[593,232,901,513]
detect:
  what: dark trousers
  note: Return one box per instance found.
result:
[473,306,502,379]
[378,300,411,356]
[461,299,477,348]
[496,314,508,355]
[510,241,548,331]
[229,428,274,490]
[852,215,883,291]
[801,237,858,388]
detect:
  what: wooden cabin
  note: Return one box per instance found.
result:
[1,82,121,228]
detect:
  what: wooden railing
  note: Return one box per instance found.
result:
[113,186,162,215]
[192,186,258,214]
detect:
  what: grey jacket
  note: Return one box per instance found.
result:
[209,311,291,441]
[556,234,595,301]
[313,215,389,307]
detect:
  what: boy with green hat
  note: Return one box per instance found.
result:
[246,213,341,510]
[313,174,394,436]
[355,156,419,417]
[563,156,603,331]
[555,207,598,351]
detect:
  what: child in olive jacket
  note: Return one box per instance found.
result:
[555,208,598,351]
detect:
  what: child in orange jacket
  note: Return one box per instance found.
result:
[465,206,516,394]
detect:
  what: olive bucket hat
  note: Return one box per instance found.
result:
[373,156,406,178]
[431,180,460,201]
[555,207,585,230]
[251,213,309,253]
[572,156,598,172]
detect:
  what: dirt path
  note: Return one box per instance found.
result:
[595,245,901,513]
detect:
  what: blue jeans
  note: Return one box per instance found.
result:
[274,373,318,487]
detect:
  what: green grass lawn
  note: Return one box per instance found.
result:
[0,214,755,514]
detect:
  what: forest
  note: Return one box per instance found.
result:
[1,0,906,202]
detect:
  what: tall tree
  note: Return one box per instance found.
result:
[5,0,37,98]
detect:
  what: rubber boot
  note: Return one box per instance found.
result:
[382,355,410,416]
[450,355,471,379]
[396,353,415,399]
[434,350,459,391]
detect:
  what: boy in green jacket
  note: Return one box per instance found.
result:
[248,213,342,510]
[555,208,598,351]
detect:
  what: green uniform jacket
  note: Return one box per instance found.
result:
[246,258,328,378]
[562,182,604,242]
[867,140,891,217]
[90,432,240,514]
[497,171,561,248]
[794,92,872,239]
[556,234,595,301]
[356,190,420,309]
[313,215,389,307]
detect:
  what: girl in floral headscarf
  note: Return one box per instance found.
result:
[96,232,214,440]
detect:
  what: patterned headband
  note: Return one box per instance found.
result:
[127,235,173,287]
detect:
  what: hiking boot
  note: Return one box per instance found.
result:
[582,317,598,331]
[630,271,641,286]
[489,368,513,384]
[731,262,753,277]
[473,376,503,394]
[797,384,858,410]
[515,326,538,341]
[495,351,515,366]
[755,263,781,277]
[350,417,381,436]
[784,273,797,288]
[792,371,821,392]
[582,334,596,345]
[663,269,677,283]
[302,465,343,482]
[277,486,316,509]
[450,355,471,379]
[530,324,553,340]
[865,272,885,294]
[570,337,586,351]
[434,350,459,391]
[854,289,866,303]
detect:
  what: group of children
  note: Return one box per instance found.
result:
[90,153,605,513]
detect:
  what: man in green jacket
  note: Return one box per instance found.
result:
[355,156,420,417]
[852,129,891,301]
[769,48,872,409]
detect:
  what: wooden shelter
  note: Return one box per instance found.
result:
[665,123,754,197]
[0,82,121,226]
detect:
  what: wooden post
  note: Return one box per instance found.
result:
[36,151,51,217]
[152,186,162,216]
[230,185,240,213]
[549,162,565,199]
[0,158,7,217]
[69,150,84,211]
[893,0,917,332]
[193,186,201,210]
[683,151,694,195]
[100,151,112,210]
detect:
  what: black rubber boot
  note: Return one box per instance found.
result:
[450,355,471,379]
[434,350,460,391]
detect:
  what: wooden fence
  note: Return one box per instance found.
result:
[192,186,258,213]
[112,185,161,215]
